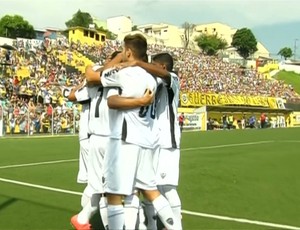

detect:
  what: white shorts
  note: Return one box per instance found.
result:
[77,138,89,183]
[154,148,180,186]
[104,140,157,196]
[87,134,109,194]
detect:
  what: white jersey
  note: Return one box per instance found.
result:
[75,86,90,141]
[101,66,158,148]
[87,85,120,137]
[156,72,181,149]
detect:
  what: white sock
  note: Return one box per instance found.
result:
[138,203,147,230]
[81,185,93,207]
[81,193,90,208]
[165,189,182,230]
[152,195,178,230]
[108,204,124,230]
[143,199,157,230]
[77,193,100,224]
[99,196,108,229]
[124,194,140,230]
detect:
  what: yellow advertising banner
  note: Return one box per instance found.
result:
[180,92,279,109]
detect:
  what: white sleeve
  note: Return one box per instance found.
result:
[107,87,120,98]
[74,86,89,102]
[169,72,180,94]
[101,68,122,87]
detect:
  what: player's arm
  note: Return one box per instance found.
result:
[68,81,86,102]
[116,60,171,84]
[85,53,122,84]
[85,65,104,84]
[108,89,154,110]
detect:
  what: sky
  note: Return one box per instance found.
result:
[1,0,300,55]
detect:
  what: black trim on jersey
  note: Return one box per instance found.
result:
[118,87,122,95]
[95,86,103,118]
[121,118,127,141]
[78,98,91,105]
[167,87,177,148]
[87,98,92,138]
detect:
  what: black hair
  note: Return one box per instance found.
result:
[152,52,174,72]
[110,50,121,59]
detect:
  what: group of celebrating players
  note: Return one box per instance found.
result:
[68,33,182,230]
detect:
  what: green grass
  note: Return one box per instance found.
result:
[273,70,300,94]
[0,129,300,229]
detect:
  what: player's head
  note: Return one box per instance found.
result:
[151,52,174,72]
[104,50,122,64]
[122,33,147,62]
[110,50,122,60]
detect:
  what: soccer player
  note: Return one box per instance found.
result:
[68,80,92,208]
[151,53,182,230]
[71,50,154,230]
[116,52,183,229]
[85,33,179,230]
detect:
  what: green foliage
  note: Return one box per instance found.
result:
[231,28,258,60]
[132,25,138,31]
[0,15,35,39]
[194,34,227,55]
[278,47,293,60]
[65,10,116,40]
[65,10,93,28]
[98,26,117,40]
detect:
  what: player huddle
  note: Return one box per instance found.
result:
[68,33,182,230]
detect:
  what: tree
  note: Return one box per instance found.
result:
[278,47,293,60]
[65,10,94,28]
[194,34,227,56]
[132,25,138,31]
[182,22,195,49]
[0,15,35,39]
[98,26,117,40]
[231,28,258,60]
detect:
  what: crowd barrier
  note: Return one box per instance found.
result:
[0,104,80,137]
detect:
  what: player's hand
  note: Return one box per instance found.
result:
[141,88,154,106]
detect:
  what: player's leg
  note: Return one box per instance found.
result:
[104,140,138,229]
[124,190,140,230]
[72,135,106,227]
[157,148,182,229]
[158,185,182,230]
[137,147,180,230]
[77,138,90,207]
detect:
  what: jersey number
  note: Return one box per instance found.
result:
[95,87,104,118]
[139,103,156,119]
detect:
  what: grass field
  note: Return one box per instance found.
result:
[273,70,300,94]
[0,128,300,230]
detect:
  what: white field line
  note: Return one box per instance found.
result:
[0,141,275,170]
[181,140,275,151]
[0,177,299,230]
[181,210,300,230]
[0,159,78,169]
[0,177,82,195]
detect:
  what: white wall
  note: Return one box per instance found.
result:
[279,63,300,74]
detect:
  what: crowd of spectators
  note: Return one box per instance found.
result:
[0,36,300,135]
